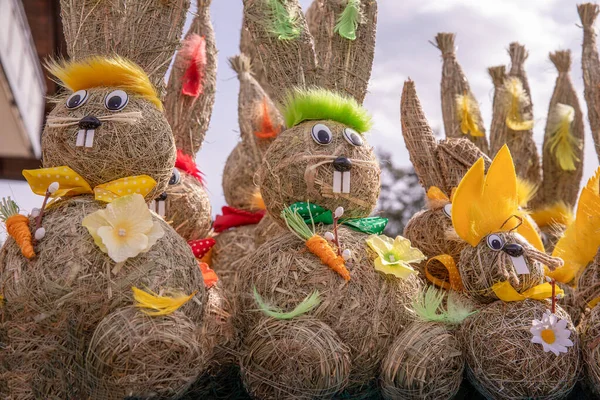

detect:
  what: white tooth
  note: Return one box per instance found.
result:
[157,200,166,217]
[84,129,95,148]
[76,130,85,147]
[149,200,156,213]
[333,171,342,193]
[510,255,530,275]
[342,171,351,193]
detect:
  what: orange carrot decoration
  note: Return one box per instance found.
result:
[0,197,34,259]
[282,207,350,281]
[254,96,281,139]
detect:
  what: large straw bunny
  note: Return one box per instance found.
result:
[0,1,213,398]
[232,1,426,398]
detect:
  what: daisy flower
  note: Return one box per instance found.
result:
[530,310,574,356]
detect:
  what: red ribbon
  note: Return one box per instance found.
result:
[188,237,216,259]
[213,206,266,233]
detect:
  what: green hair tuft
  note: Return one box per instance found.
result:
[253,287,320,319]
[281,88,373,133]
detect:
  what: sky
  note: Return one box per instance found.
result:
[0,0,598,239]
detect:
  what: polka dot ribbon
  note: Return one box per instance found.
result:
[425,254,464,292]
[23,166,156,203]
[288,202,388,235]
[188,238,216,259]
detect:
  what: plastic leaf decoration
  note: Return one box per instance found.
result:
[266,0,300,40]
[546,103,580,171]
[412,286,476,324]
[180,34,207,98]
[82,194,164,262]
[455,94,484,137]
[253,287,320,319]
[365,235,425,279]
[530,202,574,228]
[175,150,204,184]
[254,97,281,139]
[504,77,534,131]
[334,0,362,40]
[549,167,600,283]
[132,286,196,316]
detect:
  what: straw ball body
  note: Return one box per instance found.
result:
[380,321,464,400]
[575,248,600,310]
[42,88,176,199]
[460,299,579,400]
[254,213,285,247]
[578,304,600,397]
[211,225,257,290]
[259,121,380,226]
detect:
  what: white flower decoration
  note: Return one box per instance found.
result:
[82,194,164,263]
[530,310,574,356]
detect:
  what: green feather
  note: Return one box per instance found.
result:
[266,0,301,40]
[412,286,476,324]
[334,0,362,40]
[253,287,321,320]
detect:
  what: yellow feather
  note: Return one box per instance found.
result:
[132,286,196,316]
[516,177,538,207]
[546,103,580,171]
[550,168,600,283]
[504,77,534,131]
[455,94,485,137]
[530,202,574,228]
[46,56,162,110]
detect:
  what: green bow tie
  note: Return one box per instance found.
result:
[286,202,388,235]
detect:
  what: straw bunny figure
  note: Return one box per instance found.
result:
[0,1,214,398]
[232,1,425,398]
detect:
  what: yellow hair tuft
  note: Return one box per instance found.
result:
[504,77,534,131]
[46,56,162,110]
[516,177,538,208]
[530,202,574,228]
[455,93,484,137]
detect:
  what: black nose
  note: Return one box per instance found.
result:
[503,243,524,257]
[78,116,102,129]
[157,192,168,201]
[333,157,352,172]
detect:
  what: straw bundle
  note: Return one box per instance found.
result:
[434,33,489,154]
[240,16,275,100]
[59,0,190,88]
[461,299,579,400]
[380,322,463,400]
[165,171,212,241]
[488,63,541,187]
[579,304,600,397]
[222,143,261,210]
[236,226,422,392]
[164,0,217,155]
[578,3,600,162]
[42,89,176,199]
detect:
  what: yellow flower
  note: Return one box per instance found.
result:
[82,194,164,262]
[366,235,425,279]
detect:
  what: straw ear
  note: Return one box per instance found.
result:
[164,0,217,156]
[229,54,285,162]
[59,0,190,88]
[537,50,584,208]
[242,0,318,104]
[240,14,276,99]
[435,138,491,191]
[306,0,378,104]
[400,79,447,194]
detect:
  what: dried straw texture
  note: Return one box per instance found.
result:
[42,88,176,199]
[305,0,377,103]
[241,317,352,399]
[537,50,584,208]
[576,249,600,311]
[436,138,491,191]
[579,3,600,162]
[578,305,600,397]
[239,16,275,100]
[434,33,489,154]
[165,170,213,241]
[400,79,447,193]
[242,0,319,104]
[559,283,582,327]
[164,0,217,155]
[211,225,257,290]
[0,196,206,398]
[488,65,542,186]
[236,226,422,392]
[460,300,579,400]
[254,213,285,247]
[259,121,380,225]
[508,43,533,100]
[540,223,566,254]
[223,143,261,210]
[59,0,190,88]
[458,233,545,304]
[380,321,463,400]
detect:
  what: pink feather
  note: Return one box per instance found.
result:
[180,34,206,98]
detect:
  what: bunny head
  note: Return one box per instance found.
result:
[243,0,380,223]
[451,145,561,303]
[41,1,191,198]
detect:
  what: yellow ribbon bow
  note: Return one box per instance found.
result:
[23,166,156,203]
[491,280,564,302]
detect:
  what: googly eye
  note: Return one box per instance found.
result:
[442,203,452,218]
[104,90,129,111]
[311,124,333,145]
[486,234,504,251]
[343,128,363,147]
[66,90,89,109]
[169,169,181,185]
